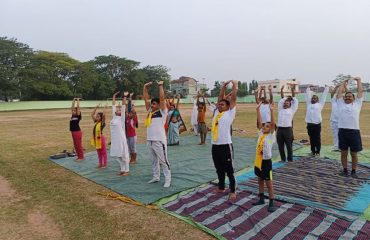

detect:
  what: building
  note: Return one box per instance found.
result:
[258,78,299,95]
[170,76,207,98]
[299,84,321,93]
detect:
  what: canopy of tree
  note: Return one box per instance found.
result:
[0,37,171,101]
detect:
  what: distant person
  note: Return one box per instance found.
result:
[211,80,238,200]
[70,98,84,161]
[91,104,107,168]
[191,98,199,136]
[255,85,273,125]
[143,81,171,188]
[109,91,130,176]
[305,85,329,157]
[124,92,138,164]
[167,95,181,146]
[336,77,364,178]
[329,84,342,152]
[197,94,207,145]
[277,83,298,162]
[253,102,276,212]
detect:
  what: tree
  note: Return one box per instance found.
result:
[22,51,78,100]
[332,74,357,91]
[0,37,33,101]
[210,81,221,97]
[141,65,171,98]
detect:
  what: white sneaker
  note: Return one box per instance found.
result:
[163,181,171,188]
[147,178,159,183]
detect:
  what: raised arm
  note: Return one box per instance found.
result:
[229,80,238,109]
[175,94,180,109]
[268,85,273,104]
[258,86,264,102]
[280,85,285,99]
[270,103,275,133]
[76,98,81,115]
[262,87,267,100]
[91,104,100,121]
[112,91,120,106]
[255,87,260,104]
[320,86,329,106]
[330,85,340,99]
[290,83,296,97]
[122,91,128,107]
[218,80,231,102]
[305,86,312,104]
[336,81,347,99]
[158,81,166,111]
[71,98,76,113]
[355,77,363,99]
[143,81,152,111]
[256,102,263,130]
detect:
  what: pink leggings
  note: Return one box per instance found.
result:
[96,135,107,167]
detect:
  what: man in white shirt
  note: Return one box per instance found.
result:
[305,86,329,157]
[255,85,273,125]
[277,84,299,162]
[143,81,171,187]
[330,84,342,151]
[336,77,364,178]
[211,80,238,200]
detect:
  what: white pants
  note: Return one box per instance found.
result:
[147,141,171,182]
[331,121,339,149]
[193,124,199,135]
[116,156,129,172]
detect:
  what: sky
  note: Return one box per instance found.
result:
[1,0,370,88]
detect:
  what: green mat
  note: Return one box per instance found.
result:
[50,135,301,204]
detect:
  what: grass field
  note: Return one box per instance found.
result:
[0,103,369,239]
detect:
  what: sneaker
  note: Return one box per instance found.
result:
[163,181,171,188]
[252,199,265,206]
[147,178,160,183]
[339,170,349,177]
[268,205,277,212]
[351,172,358,179]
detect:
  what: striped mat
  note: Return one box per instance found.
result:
[240,157,370,213]
[162,185,370,240]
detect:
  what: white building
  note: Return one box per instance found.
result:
[170,76,207,98]
[258,78,299,95]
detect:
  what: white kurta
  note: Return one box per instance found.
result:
[110,105,129,160]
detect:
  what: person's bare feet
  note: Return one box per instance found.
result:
[75,158,84,162]
[229,192,237,200]
[96,165,102,169]
[213,188,226,194]
[118,171,129,176]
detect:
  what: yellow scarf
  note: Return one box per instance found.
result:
[91,122,102,149]
[144,110,159,128]
[212,111,225,142]
[254,133,267,170]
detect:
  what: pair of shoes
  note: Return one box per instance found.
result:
[252,199,265,206]
[163,181,171,188]
[339,170,349,177]
[351,172,358,179]
[147,178,160,183]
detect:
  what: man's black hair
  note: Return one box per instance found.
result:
[151,98,160,104]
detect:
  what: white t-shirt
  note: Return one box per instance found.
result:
[257,130,276,160]
[330,98,339,122]
[147,108,168,143]
[305,87,329,124]
[277,97,299,127]
[260,103,271,123]
[211,107,236,145]
[337,97,363,130]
